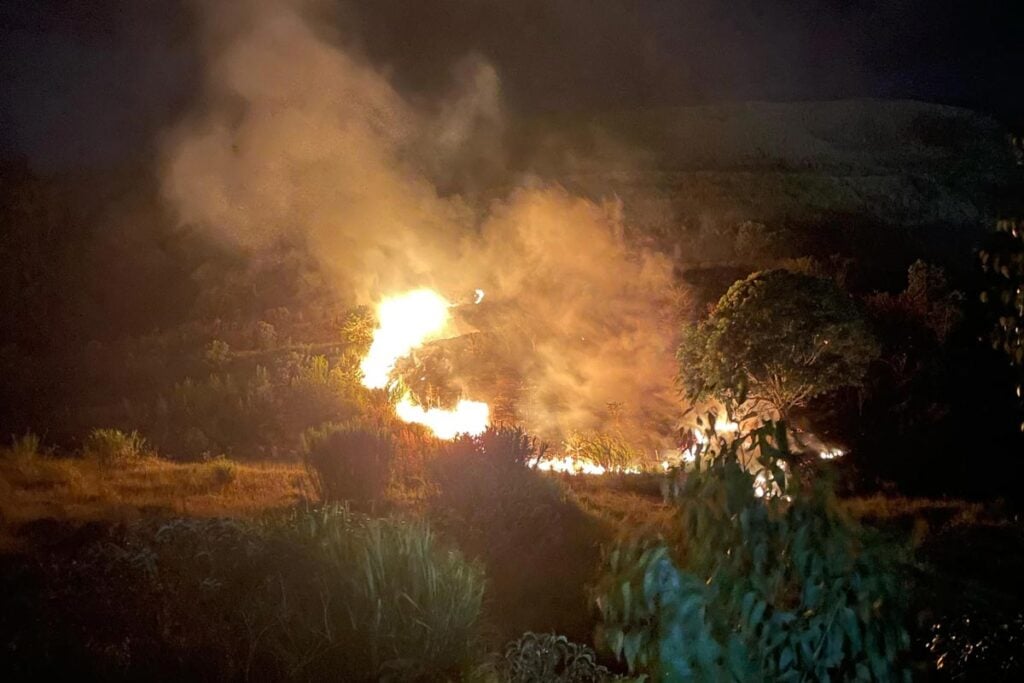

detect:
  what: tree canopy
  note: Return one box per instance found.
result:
[678,269,879,417]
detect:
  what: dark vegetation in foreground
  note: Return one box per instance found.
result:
[3,423,1024,680]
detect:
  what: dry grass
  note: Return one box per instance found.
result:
[562,472,674,530]
[0,454,311,550]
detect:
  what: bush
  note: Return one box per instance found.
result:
[595,420,911,681]
[429,427,604,642]
[83,428,147,466]
[303,422,395,506]
[164,366,277,460]
[477,424,548,468]
[502,632,611,682]
[205,455,237,487]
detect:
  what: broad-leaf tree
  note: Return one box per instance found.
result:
[595,420,911,681]
[678,270,879,417]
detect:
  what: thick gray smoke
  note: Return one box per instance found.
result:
[161,0,680,446]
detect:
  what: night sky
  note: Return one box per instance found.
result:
[2,0,1022,170]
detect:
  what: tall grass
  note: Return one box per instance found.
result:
[296,507,485,679]
[4,432,43,460]
[5,508,484,681]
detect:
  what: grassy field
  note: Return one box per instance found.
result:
[0,454,311,552]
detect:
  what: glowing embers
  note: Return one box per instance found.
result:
[360,289,489,438]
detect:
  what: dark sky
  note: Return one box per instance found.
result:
[2,0,1022,171]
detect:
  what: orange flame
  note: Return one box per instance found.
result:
[360,288,489,438]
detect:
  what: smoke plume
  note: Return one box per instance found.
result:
[161,0,680,446]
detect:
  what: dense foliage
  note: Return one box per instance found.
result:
[429,426,604,641]
[2,508,485,681]
[302,422,395,506]
[595,420,910,681]
[678,270,879,417]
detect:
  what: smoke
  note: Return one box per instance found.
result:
[161,0,474,300]
[161,0,680,444]
[466,188,679,442]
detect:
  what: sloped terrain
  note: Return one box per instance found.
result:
[511,100,1018,271]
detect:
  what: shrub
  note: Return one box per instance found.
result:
[429,427,604,641]
[303,422,394,506]
[595,420,910,681]
[205,455,237,487]
[478,424,548,468]
[84,428,147,466]
[285,354,366,430]
[203,339,230,366]
[502,632,611,683]
[164,365,278,459]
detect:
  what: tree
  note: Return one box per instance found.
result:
[596,420,910,681]
[678,269,879,417]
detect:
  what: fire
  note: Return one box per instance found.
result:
[395,394,490,440]
[359,289,451,389]
[533,455,609,476]
[359,288,489,438]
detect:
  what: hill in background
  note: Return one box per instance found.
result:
[512,99,1019,276]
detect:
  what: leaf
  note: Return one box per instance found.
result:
[840,607,861,654]
[750,600,767,626]
[779,646,794,671]
[624,630,644,670]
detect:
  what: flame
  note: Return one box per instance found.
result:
[360,288,489,438]
[819,447,845,460]
[531,455,642,476]
[534,455,608,475]
[395,394,489,440]
[360,289,451,389]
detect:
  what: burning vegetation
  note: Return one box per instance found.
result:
[2,0,1024,680]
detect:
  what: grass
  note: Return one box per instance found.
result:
[0,454,311,550]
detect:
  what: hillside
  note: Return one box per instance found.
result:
[512,100,1019,271]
